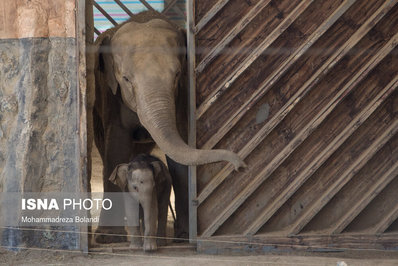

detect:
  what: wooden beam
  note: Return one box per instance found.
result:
[288,119,398,236]
[373,200,398,234]
[330,159,398,235]
[200,0,357,150]
[114,0,134,17]
[196,0,396,206]
[195,0,272,73]
[244,74,398,236]
[196,0,314,119]
[195,0,230,33]
[200,31,398,238]
[78,0,89,253]
[93,1,118,26]
[197,233,398,253]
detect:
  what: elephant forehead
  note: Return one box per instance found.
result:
[131,168,153,181]
[113,20,179,48]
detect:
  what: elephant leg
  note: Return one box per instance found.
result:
[166,157,189,242]
[124,194,142,248]
[93,108,105,161]
[95,124,133,243]
[157,186,171,246]
[142,193,158,251]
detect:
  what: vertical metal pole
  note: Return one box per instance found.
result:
[186,0,197,243]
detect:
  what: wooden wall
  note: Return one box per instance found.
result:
[193,0,398,252]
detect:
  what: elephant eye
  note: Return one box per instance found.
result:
[140,181,144,184]
[123,76,130,82]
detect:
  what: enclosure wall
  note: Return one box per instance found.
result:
[0,0,88,250]
[193,0,398,252]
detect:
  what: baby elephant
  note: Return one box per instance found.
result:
[109,154,172,251]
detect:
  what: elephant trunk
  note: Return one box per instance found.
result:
[135,84,246,170]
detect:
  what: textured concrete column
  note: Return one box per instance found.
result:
[0,0,88,250]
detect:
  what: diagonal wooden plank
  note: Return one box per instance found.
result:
[287,119,398,236]
[195,0,272,73]
[330,159,398,235]
[201,0,357,150]
[114,0,134,17]
[373,200,398,234]
[94,1,118,26]
[195,0,231,34]
[200,32,398,238]
[196,0,314,119]
[244,74,398,235]
[196,0,397,206]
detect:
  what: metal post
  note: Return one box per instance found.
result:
[186,0,197,243]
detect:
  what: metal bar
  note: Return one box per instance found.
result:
[196,0,397,206]
[196,0,314,119]
[196,0,272,73]
[114,0,135,17]
[200,29,398,238]
[288,119,398,236]
[93,1,118,26]
[187,0,197,243]
[94,27,101,36]
[138,0,157,12]
[170,3,186,18]
[163,0,179,14]
[195,0,230,33]
[201,0,356,150]
[245,74,398,236]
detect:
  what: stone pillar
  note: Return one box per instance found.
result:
[0,0,89,250]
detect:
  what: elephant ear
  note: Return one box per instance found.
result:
[150,161,172,185]
[109,163,129,190]
[98,35,118,95]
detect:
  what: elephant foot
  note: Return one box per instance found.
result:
[157,238,167,246]
[94,226,127,243]
[143,238,157,252]
[129,241,142,249]
[173,230,189,243]
[129,236,143,248]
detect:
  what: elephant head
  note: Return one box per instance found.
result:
[97,18,246,170]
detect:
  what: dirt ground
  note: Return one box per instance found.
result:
[2,147,397,265]
[2,246,398,266]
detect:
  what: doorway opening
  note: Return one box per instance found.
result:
[88,0,186,249]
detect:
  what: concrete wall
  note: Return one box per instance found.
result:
[0,0,87,250]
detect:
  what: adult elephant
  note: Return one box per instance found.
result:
[91,11,245,243]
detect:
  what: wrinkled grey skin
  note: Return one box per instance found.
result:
[109,154,171,252]
[91,11,246,243]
